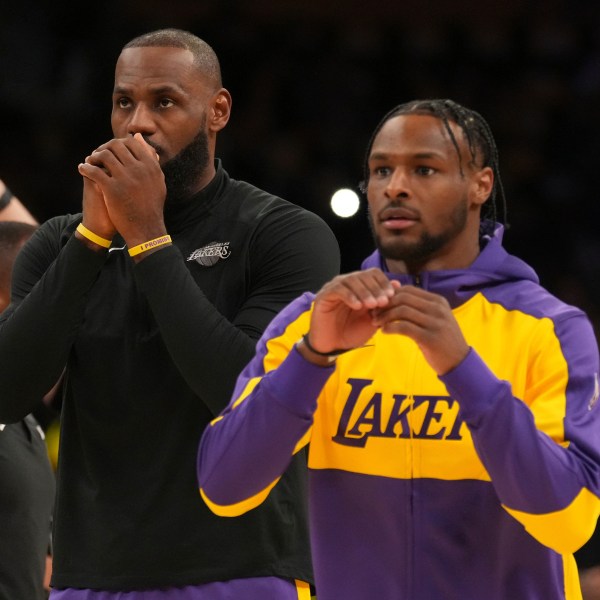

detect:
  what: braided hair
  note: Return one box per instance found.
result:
[359,99,508,236]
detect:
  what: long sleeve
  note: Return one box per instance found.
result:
[440,311,600,554]
[135,207,340,415]
[199,346,333,515]
[0,217,106,422]
[198,293,333,514]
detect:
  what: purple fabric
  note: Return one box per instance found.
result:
[50,576,301,600]
[197,221,600,599]
[199,345,332,504]
[307,470,565,600]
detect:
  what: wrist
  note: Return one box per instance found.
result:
[302,333,353,357]
[128,233,172,262]
[75,223,112,252]
[296,338,338,366]
[80,219,115,240]
[297,333,354,366]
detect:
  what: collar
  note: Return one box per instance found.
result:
[163,159,229,233]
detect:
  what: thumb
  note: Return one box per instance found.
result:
[133,133,160,161]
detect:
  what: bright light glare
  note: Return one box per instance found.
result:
[330,188,360,218]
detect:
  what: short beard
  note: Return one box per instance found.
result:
[369,201,468,267]
[161,126,210,203]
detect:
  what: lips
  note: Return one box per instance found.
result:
[379,206,419,229]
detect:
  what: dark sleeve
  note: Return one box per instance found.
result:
[134,208,340,416]
[0,217,107,422]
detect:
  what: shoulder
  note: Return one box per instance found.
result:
[225,176,332,232]
[484,278,586,324]
[483,278,597,363]
[215,171,340,277]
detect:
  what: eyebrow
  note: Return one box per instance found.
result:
[369,151,444,161]
[113,84,185,96]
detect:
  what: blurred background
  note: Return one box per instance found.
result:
[1,0,599,328]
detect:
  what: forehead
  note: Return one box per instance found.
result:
[114,46,202,94]
[370,114,466,161]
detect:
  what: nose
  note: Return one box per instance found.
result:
[126,104,156,137]
[385,168,410,199]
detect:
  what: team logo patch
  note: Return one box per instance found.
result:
[187,241,232,267]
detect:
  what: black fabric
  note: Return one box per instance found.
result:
[0,162,340,590]
[0,414,55,600]
[576,525,600,570]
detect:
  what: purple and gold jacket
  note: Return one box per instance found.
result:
[198,225,600,600]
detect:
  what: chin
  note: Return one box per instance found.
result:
[377,237,411,260]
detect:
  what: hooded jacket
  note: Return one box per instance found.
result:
[198,224,600,600]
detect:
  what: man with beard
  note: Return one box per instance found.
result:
[0,29,340,600]
[197,99,600,600]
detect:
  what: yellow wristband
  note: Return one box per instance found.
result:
[76,223,112,248]
[128,235,172,257]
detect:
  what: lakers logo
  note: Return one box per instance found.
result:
[187,242,232,267]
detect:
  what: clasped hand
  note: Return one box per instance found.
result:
[308,268,469,375]
[77,133,167,245]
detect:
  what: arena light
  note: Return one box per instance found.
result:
[330,188,360,218]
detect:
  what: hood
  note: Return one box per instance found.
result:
[361,223,539,308]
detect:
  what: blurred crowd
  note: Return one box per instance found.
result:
[1,0,599,327]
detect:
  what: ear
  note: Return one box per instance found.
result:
[208,88,232,133]
[470,166,494,207]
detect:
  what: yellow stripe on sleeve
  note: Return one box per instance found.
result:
[503,487,600,554]
[231,376,262,410]
[199,476,281,517]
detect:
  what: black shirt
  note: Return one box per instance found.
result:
[0,162,340,590]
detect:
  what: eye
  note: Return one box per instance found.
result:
[116,97,131,109]
[158,97,175,109]
[371,166,391,178]
[415,166,435,176]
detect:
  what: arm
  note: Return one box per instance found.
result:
[0,219,108,422]
[440,314,600,554]
[371,285,600,554]
[0,159,114,422]
[198,269,398,513]
[134,209,340,415]
[198,294,336,515]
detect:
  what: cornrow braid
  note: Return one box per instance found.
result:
[359,99,508,236]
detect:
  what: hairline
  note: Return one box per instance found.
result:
[122,28,223,88]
